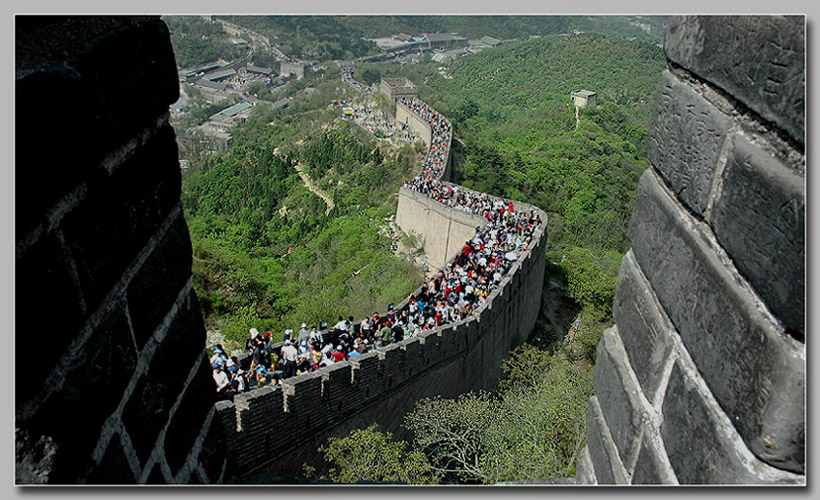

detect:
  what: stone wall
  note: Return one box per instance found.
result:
[15,16,227,484]
[576,15,805,485]
[214,195,547,478]
[395,100,433,148]
[395,186,486,269]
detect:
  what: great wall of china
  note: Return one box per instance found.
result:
[16,15,804,485]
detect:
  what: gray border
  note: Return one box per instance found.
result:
[7,1,816,498]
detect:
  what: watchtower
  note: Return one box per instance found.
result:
[379,78,418,117]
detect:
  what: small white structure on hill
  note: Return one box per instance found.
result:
[571,89,598,108]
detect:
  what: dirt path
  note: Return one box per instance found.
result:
[293,163,335,216]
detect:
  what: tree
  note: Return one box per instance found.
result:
[318,424,440,484]
[404,346,593,484]
[557,246,620,314]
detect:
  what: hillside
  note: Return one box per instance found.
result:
[180,79,424,349]
[360,34,665,254]
[214,15,667,61]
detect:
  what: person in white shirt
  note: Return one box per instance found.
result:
[281,340,299,379]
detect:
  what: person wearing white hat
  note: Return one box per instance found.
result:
[298,323,311,344]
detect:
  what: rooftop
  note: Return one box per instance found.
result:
[194,78,227,91]
[424,33,467,43]
[572,89,598,97]
[217,101,253,117]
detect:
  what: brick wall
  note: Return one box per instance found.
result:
[15,16,228,484]
[576,15,805,485]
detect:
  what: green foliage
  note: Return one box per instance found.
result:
[318,424,440,484]
[163,16,246,68]
[557,246,621,314]
[404,345,593,483]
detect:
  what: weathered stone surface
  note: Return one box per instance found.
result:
[145,463,166,484]
[593,327,646,468]
[84,435,136,484]
[710,133,804,339]
[15,64,93,236]
[29,302,137,482]
[612,250,675,403]
[628,168,804,472]
[15,428,57,484]
[164,357,215,474]
[77,20,179,149]
[128,214,193,348]
[15,233,86,401]
[121,289,204,465]
[199,413,229,483]
[584,396,628,485]
[631,428,677,485]
[62,126,182,310]
[648,69,731,215]
[665,16,805,144]
[574,446,596,485]
[661,358,802,484]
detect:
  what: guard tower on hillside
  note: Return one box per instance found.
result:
[571,89,598,108]
[380,78,418,117]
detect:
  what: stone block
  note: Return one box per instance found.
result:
[282,372,322,422]
[15,64,94,235]
[631,428,677,485]
[83,434,136,484]
[198,414,229,483]
[593,327,646,468]
[437,325,457,358]
[321,362,354,417]
[665,16,805,144]
[399,337,422,378]
[709,133,804,338]
[648,69,731,215]
[612,250,675,402]
[62,126,182,310]
[77,20,179,149]
[378,343,404,378]
[26,301,137,484]
[574,446,596,485]
[15,232,86,402]
[145,463,165,484]
[584,396,628,485]
[628,168,804,472]
[121,289,204,465]
[660,358,802,484]
[164,357,215,474]
[127,214,193,348]
[418,331,438,368]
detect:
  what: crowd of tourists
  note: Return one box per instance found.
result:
[213,72,542,399]
[341,66,369,92]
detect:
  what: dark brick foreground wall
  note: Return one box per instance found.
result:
[576,15,805,485]
[15,16,228,484]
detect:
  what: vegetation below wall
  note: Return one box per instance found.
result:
[307,342,594,484]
